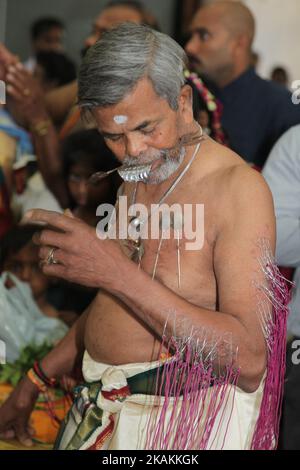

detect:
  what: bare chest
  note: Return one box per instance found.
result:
[116,194,218,309]
[112,171,221,307]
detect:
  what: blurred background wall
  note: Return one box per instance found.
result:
[0,0,7,43]
[243,0,300,83]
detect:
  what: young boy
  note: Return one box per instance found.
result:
[0,224,77,326]
[62,129,120,226]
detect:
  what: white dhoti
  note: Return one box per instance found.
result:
[54,351,264,450]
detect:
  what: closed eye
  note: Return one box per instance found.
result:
[103,127,156,141]
[104,134,123,142]
[141,128,156,136]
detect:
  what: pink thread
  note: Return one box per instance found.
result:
[146,335,240,450]
[251,258,290,450]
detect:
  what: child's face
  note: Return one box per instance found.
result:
[4,241,49,299]
[68,162,111,208]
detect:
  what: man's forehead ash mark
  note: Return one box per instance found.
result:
[114,115,128,125]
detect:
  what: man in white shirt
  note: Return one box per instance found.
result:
[263,124,300,449]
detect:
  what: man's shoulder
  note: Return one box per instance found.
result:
[246,71,297,108]
[249,71,289,95]
[198,136,241,162]
[227,163,271,198]
[195,137,247,178]
[202,139,272,203]
[226,168,275,240]
[216,164,275,238]
[256,74,298,112]
[195,138,271,202]
[194,139,274,237]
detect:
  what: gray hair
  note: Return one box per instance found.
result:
[78,23,188,116]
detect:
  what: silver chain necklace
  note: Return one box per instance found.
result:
[124,140,202,266]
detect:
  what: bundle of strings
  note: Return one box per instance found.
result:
[145,321,240,450]
[250,239,291,450]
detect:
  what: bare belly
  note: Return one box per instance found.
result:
[84,290,165,365]
[84,272,216,366]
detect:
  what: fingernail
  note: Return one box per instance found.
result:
[20,211,33,225]
[16,62,24,70]
[6,73,13,81]
[8,65,16,72]
[64,209,74,218]
[24,210,33,219]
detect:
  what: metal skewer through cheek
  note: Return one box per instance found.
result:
[88,162,153,185]
[88,124,204,185]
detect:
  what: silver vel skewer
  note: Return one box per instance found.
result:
[89,162,152,184]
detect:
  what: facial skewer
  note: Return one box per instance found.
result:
[88,124,204,185]
[89,162,153,185]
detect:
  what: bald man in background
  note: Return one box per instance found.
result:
[186,0,300,167]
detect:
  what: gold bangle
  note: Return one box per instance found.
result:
[30,119,52,137]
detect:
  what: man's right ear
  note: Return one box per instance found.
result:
[179,84,194,124]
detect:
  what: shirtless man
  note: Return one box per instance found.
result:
[0,24,280,450]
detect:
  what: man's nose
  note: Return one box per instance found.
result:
[185,34,199,56]
[84,34,98,48]
[125,135,148,158]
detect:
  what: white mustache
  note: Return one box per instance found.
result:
[124,150,166,166]
[124,145,183,167]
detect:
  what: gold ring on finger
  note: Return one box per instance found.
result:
[45,247,59,266]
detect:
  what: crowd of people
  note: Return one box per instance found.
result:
[0,0,299,451]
